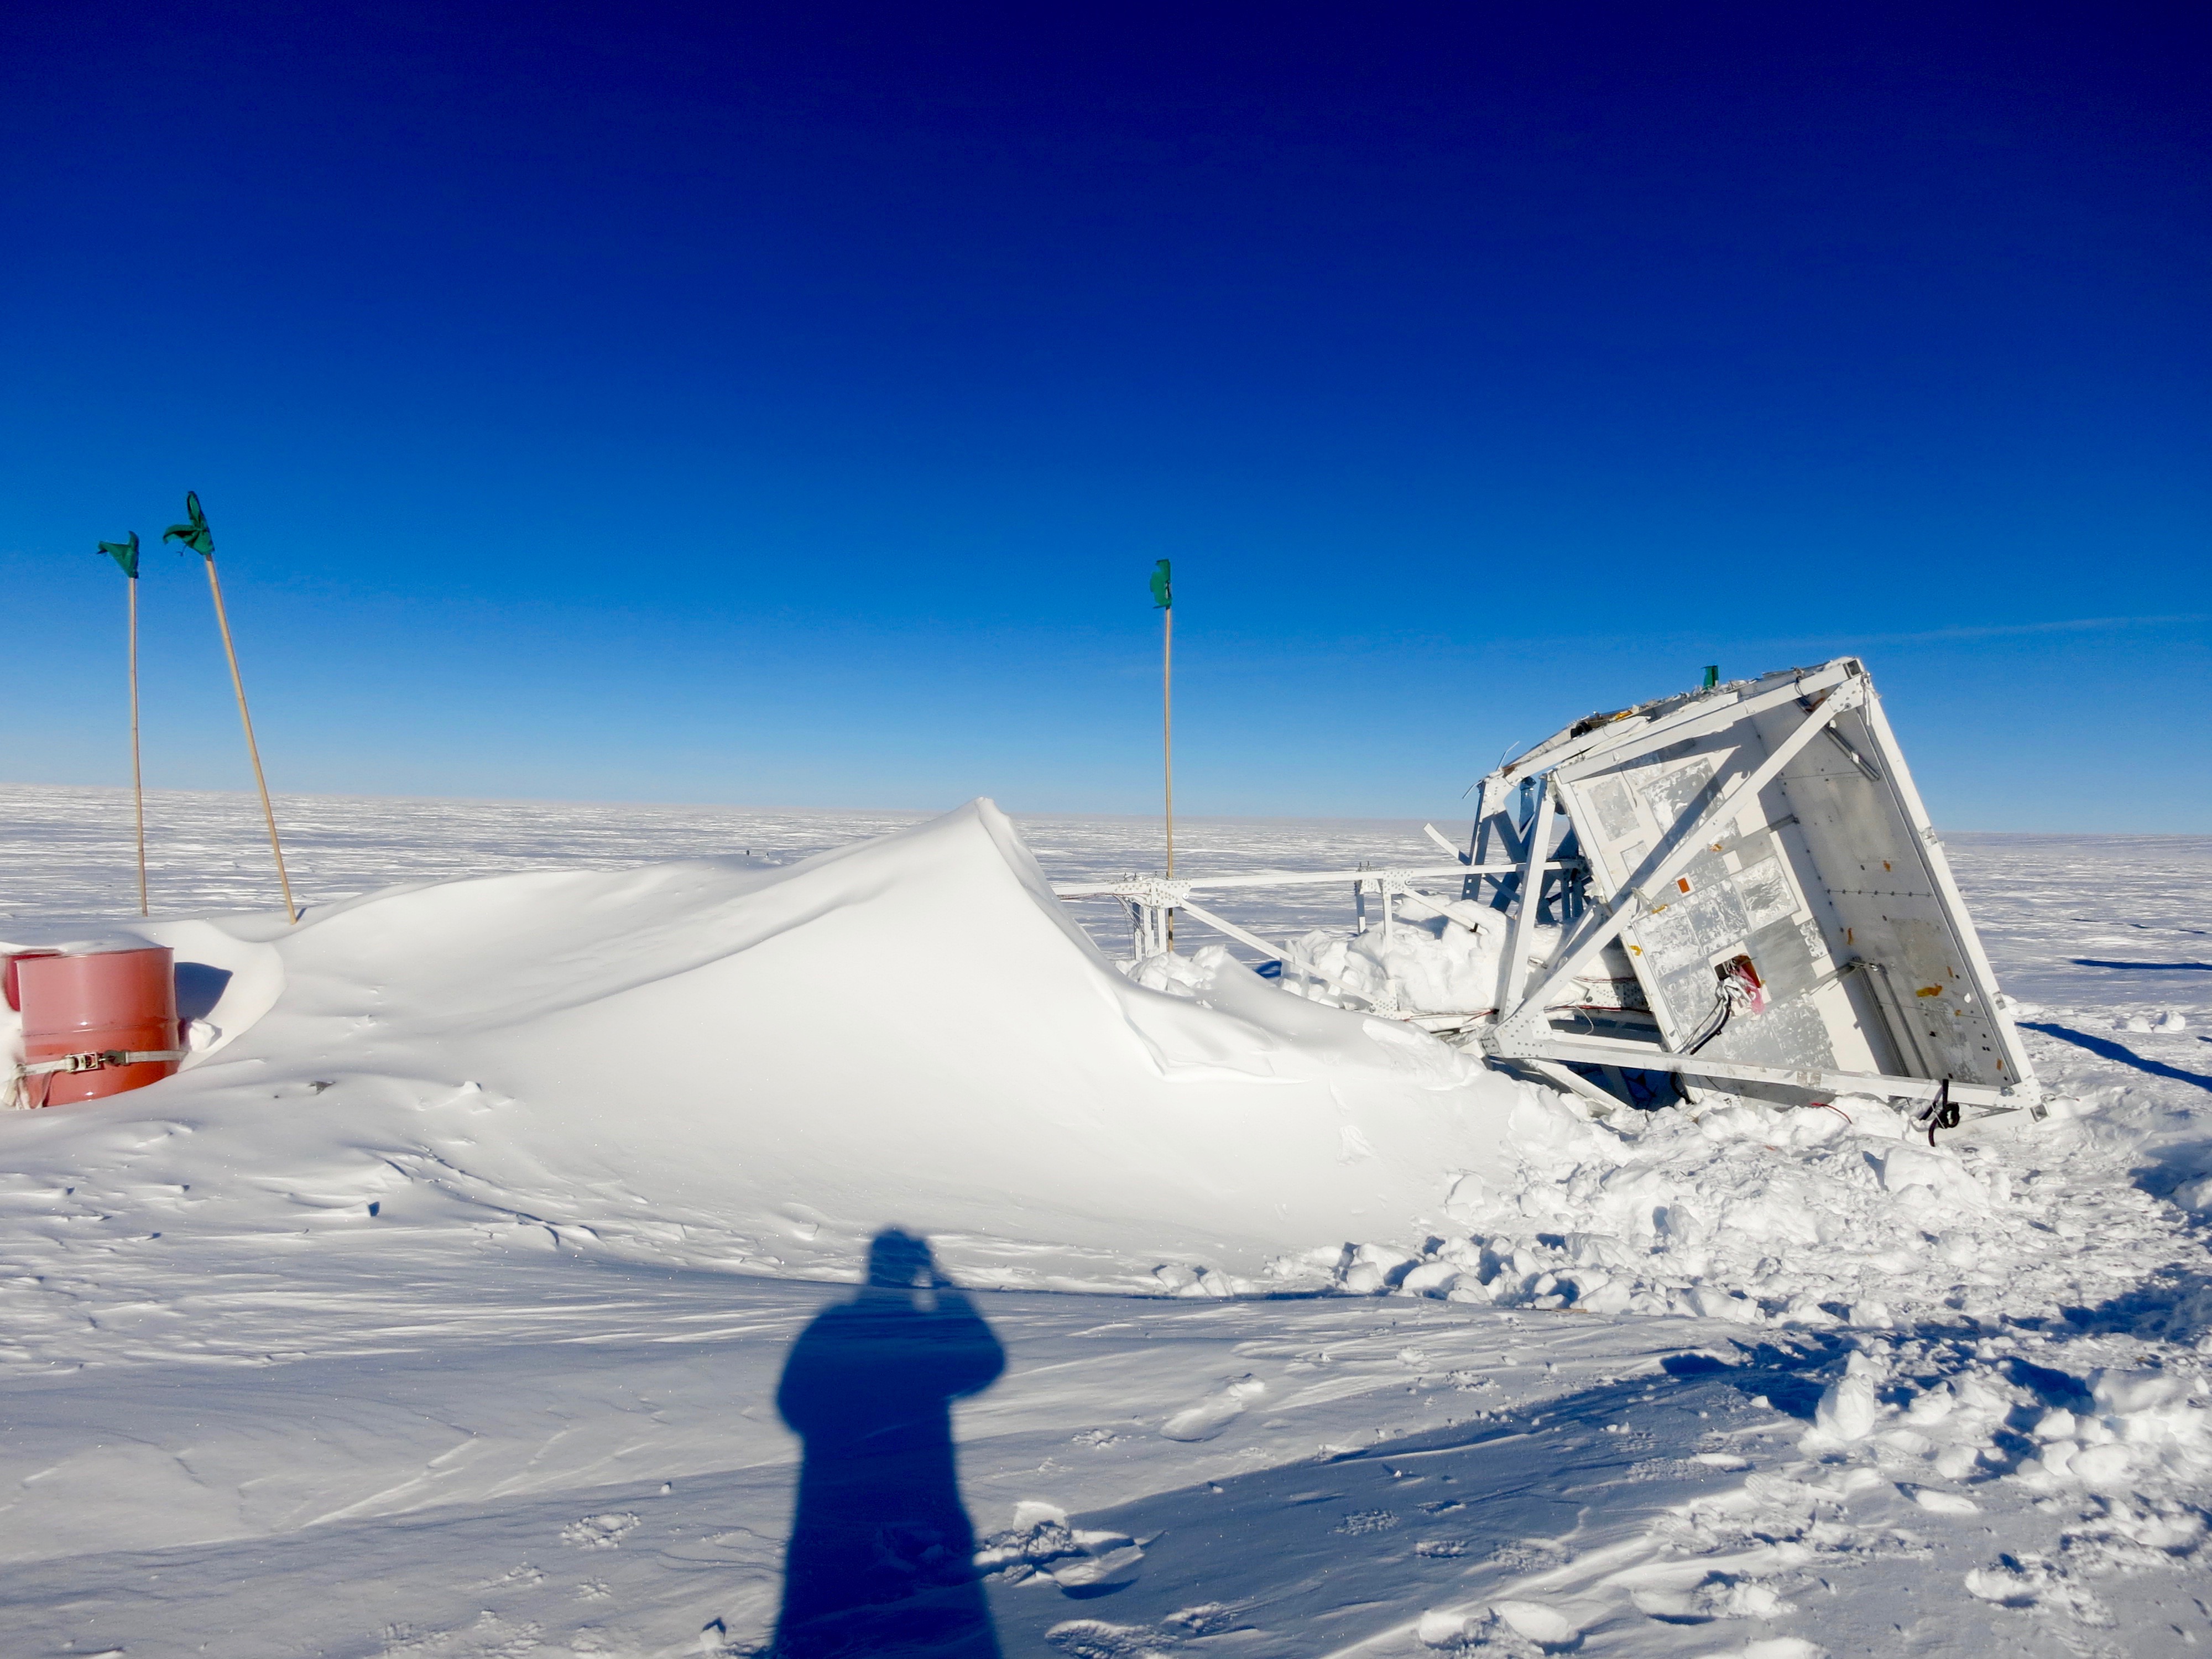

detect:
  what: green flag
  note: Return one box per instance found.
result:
[97,531,141,580]
[1150,559,1172,610]
[163,491,215,557]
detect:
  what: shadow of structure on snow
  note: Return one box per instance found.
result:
[2020,1021,2212,1093]
[2070,958,2211,972]
[774,1228,1006,1659]
[979,1354,1818,1656]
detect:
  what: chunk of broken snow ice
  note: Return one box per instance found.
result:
[1416,1610,1473,1647]
[1490,1601,1577,1644]
[2069,1443,2135,1487]
[2153,1010,2189,1031]
[1159,1375,1266,1442]
[1046,1540,1145,1589]
[1905,1485,1980,1515]
[2093,1366,2194,1418]
[1933,1444,1978,1480]
[1965,1556,2114,1625]
[1399,1260,1459,1296]
[1838,1094,1908,1139]
[1683,1286,1762,1324]
[1812,1364,1879,1442]
[1636,1580,1794,1621]
[1342,1243,1417,1295]
[1044,1618,1174,1658]
[1903,1386,1955,1425]
[1874,1143,1987,1208]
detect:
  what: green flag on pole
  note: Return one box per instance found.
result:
[1150,558,1172,609]
[163,491,215,557]
[97,531,140,579]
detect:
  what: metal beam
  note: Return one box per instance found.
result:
[1051,861,1582,899]
[1171,898,1291,963]
[1498,776,1557,1014]
[1512,660,1856,789]
[1517,1032,2026,1112]
[1548,664,1853,786]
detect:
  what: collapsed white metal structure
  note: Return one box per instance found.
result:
[1056,657,2043,1123]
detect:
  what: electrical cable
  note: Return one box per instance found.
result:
[1670,968,1759,1102]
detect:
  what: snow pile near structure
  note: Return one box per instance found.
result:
[0,800,1529,1290]
[1218,911,1628,1018]
[1323,1081,2188,1333]
[1050,944,2191,1332]
[1280,913,1507,1014]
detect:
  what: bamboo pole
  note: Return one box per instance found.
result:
[1162,599,1174,947]
[200,555,298,924]
[1163,601,1174,878]
[128,574,147,915]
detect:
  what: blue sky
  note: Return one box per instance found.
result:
[4,3,2206,830]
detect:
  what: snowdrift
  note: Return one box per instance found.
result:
[0,800,1527,1288]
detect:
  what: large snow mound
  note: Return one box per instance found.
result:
[0,800,1525,1289]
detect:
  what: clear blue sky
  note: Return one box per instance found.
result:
[4,3,2206,829]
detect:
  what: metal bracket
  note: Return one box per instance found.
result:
[1117,877,1192,910]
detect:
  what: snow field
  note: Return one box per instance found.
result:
[0,784,2209,1656]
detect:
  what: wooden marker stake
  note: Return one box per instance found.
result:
[1151,558,1175,950]
[128,572,147,915]
[201,555,298,925]
[1163,597,1175,881]
[97,532,150,915]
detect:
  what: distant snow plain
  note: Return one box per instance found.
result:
[2,783,2209,1659]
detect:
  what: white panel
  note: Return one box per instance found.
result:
[1540,659,2033,1097]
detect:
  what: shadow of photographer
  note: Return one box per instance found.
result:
[773,1228,1006,1659]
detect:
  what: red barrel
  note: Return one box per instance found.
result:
[15,947,181,1108]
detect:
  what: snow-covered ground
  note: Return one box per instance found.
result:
[2,783,2208,1659]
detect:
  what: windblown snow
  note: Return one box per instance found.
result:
[3,799,1522,1290]
[2,785,2209,1659]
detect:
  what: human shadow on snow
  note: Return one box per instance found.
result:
[772,1228,1006,1659]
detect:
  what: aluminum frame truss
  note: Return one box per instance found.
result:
[1052,657,2043,1122]
[1468,657,2041,1118]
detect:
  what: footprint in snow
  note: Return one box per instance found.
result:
[560,1511,640,1550]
